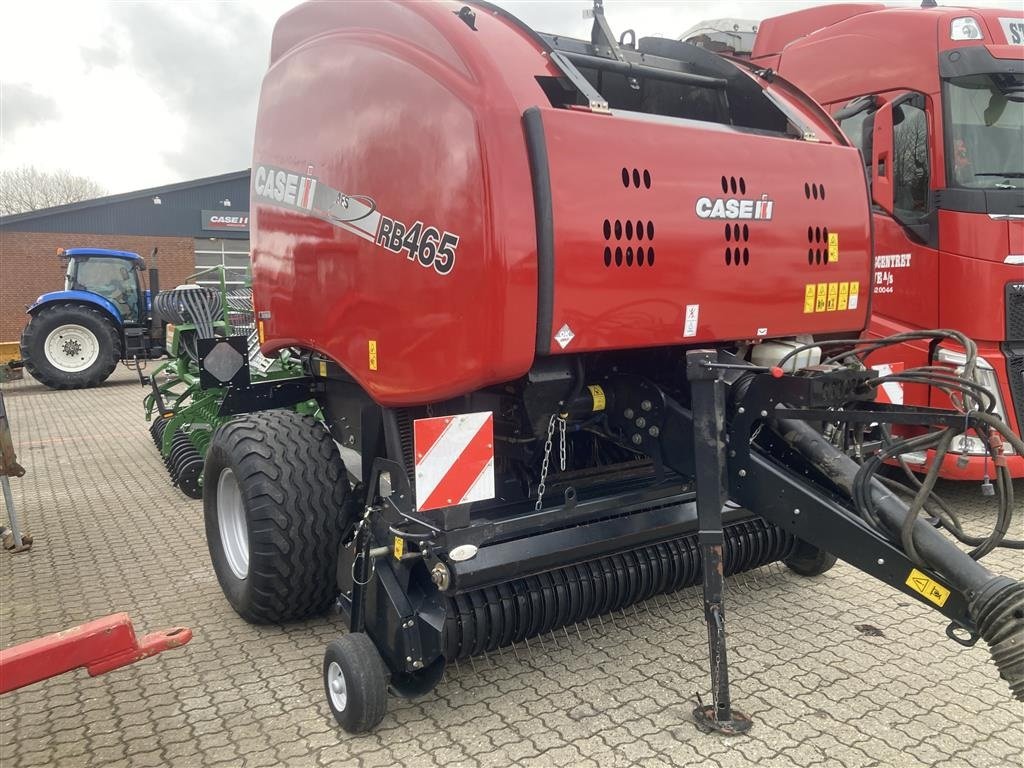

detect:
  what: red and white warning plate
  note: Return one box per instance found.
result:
[871,362,905,405]
[413,412,495,512]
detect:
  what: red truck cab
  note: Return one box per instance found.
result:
[748,4,1024,479]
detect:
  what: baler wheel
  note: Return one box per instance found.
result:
[203,410,351,623]
[323,633,388,734]
[783,539,837,577]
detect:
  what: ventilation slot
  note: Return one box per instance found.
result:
[603,217,656,267]
[723,221,752,266]
[804,182,826,200]
[721,175,747,195]
[622,167,652,189]
[806,225,832,266]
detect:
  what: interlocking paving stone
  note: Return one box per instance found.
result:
[1,368,1022,767]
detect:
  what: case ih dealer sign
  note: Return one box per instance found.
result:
[202,211,250,231]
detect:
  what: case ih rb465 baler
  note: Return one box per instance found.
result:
[197,1,1023,734]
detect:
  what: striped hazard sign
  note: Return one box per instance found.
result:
[413,412,495,512]
[871,362,905,405]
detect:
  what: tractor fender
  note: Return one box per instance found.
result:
[27,291,123,327]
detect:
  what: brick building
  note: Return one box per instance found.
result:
[0,170,250,343]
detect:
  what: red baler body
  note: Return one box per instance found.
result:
[252,1,871,406]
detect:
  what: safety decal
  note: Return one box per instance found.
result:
[253,163,459,275]
[828,232,839,263]
[368,340,378,371]
[871,362,904,405]
[905,568,951,607]
[554,324,575,350]
[683,304,700,337]
[803,284,816,314]
[393,536,405,560]
[804,282,860,313]
[414,412,495,512]
[588,384,607,411]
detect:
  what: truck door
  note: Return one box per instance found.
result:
[866,92,940,332]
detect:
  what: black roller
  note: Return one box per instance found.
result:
[442,518,796,661]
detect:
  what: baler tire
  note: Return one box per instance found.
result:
[323,633,388,733]
[203,410,350,624]
[20,303,121,389]
[783,540,838,577]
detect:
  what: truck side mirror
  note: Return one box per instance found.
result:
[871,101,895,215]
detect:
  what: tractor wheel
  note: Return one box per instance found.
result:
[323,633,389,733]
[20,303,121,389]
[203,410,351,623]
[783,539,838,577]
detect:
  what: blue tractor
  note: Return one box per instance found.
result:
[19,247,166,389]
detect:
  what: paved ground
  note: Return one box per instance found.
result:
[0,367,1021,768]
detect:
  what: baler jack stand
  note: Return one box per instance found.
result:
[688,351,752,736]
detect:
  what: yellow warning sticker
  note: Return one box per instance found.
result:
[838,282,850,311]
[828,232,839,263]
[393,536,404,560]
[815,282,828,312]
[905,568,950,607]
[368,340,378,371]
[588,384,607,411]
[803,284,816,314]
[849,281,860,310]
[318,360,328,378]
[257,320,265,345]
[826,282,839,311]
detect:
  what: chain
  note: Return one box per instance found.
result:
[535,414,568,511]
[535,415,557,511]
[559,415,567,471]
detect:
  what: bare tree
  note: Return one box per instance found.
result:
[0,166,106,216]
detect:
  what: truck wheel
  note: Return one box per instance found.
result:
[203,410,351,623]
[20,304,121,389]
[783,539,838,577]
[323,633,389,733]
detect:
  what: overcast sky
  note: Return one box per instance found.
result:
[1,0,1018,197]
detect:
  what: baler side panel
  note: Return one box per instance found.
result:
[251,32,539,406]
[539,108,873,353]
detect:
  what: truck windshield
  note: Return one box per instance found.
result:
[944,73,1024,188]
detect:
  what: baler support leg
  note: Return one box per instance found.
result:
[687,350,752,735]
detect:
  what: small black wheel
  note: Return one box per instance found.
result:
[783,539,837,577]
[323,633,389,733]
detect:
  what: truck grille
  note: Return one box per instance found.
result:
[1005,344,1024,438]
[1007,281,1024,342]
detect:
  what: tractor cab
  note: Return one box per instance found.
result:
[61,248,146,324]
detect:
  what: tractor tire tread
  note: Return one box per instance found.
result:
[20,303,121,389]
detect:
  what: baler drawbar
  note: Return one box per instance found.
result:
[193,0,1024,735]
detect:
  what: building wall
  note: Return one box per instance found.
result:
[0,232,195,343]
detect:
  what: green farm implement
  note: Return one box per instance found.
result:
[144,269,310,498]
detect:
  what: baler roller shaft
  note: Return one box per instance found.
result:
[442,518,794,661]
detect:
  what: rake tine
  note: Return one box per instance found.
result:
[511,641,521,662]
[469,655,478,673]
[562,626,572,644]
[574,622,584,642]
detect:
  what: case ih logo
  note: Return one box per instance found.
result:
[695,194,774,221]
[252,163,459,276]
[202,211,250,231]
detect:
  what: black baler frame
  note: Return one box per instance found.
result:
[335,348,1021,732]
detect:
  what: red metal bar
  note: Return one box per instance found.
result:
[0,613,192,694]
